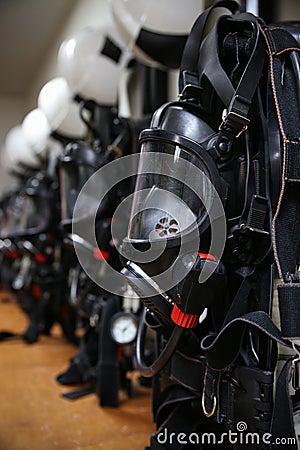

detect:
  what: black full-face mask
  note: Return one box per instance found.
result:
[0,191,21,240]
[58,138,128,258]
[0,172,58,240]
[59,141,104,232]
[120,101,228,329]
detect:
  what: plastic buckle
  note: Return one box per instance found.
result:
[245,195,269,235]
[179,84,203,100]
[179,70,202,99]
[219,109,250,138]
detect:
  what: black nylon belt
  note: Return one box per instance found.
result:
[179,0,239,94]
[285,142,300,180]
[261,24,300,340]
[270,358,297,449]
[96,295,120,407]
[278,283,300,340]
[169,350,206,393]
[201,310,289,371]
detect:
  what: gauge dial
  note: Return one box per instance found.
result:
[110,312,138,345]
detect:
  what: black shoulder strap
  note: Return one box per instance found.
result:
[260,23,300,340]
[270,358,297,448]
[178,0,240,93]
[199,12,266,139]
[200,269,290,371]
[180,5,267,143]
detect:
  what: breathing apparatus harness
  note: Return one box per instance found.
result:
[120,2,300,448]
[57,107,151,406]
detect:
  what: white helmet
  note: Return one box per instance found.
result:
[57,23,133,105]
[110,0,204,69]
[4,125,41,168]
[37,77,87,139]
[22,108,51,156]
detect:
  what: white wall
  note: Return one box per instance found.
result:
[0,0,113,194]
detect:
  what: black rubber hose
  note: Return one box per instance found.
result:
[136,308,183,378]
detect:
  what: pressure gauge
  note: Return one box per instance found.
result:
[110,312,138,345]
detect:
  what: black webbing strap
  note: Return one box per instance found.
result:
[200,306,297,447]
[200,268,280,370]
[154,387,201,428]
[165,272,264,387]
[198,12,266,139]
[260,24,300,339]
[270,358,297,449]
[201,310,289,371]
[96,295,120,407]
[169,350,206,393]
[278,283,300,339]
[219,365,274,441]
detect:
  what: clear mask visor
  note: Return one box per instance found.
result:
[127,140,214,243]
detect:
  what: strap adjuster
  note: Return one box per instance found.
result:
[179,70,203,99]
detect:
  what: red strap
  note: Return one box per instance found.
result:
[171,303,199,328]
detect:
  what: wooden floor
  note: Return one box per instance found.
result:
[0,290,154,450]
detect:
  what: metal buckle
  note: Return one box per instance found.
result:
[202,367,217,417]
[179,70,202,99]
[202,390,217,417]
[219,110,250,138]
[179,83,203,100]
